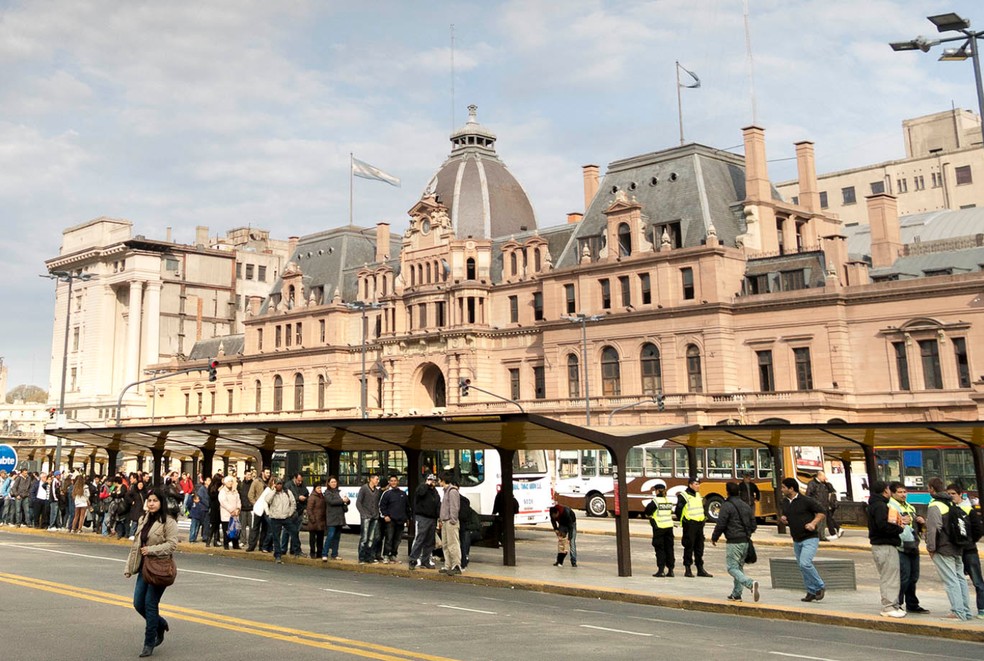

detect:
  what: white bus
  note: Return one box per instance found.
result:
[273,448,551,527]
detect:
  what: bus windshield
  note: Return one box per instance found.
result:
[513,450,548,475]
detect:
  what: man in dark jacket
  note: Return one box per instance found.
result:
[284,473,308,557]
[711,482,759,601]
[408,474,440,570]
[867,480,906,618]
[737,472,761,511]
[549,502,578,567]
[379,475,409,563]
[356,474,382,564]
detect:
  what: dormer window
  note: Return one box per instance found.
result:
[618,223,631,257]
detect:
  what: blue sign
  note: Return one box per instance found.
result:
[0,444,17,473]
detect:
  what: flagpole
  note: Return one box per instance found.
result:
[349,152,354,226]
[676,61,684,146]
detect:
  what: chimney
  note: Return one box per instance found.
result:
[288,236,299,259]
[741,126,771,203]
[375,222,390,263]
[582,164,600,212]
[794,141,820,212]
[867,194,901,268]
[195,225,209,246]
[248,295,263,317]
[165,227,172,243]
[567,212,583,224]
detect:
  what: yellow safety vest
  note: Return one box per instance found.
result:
[958,501,971,515]
[681,491,705,522]
[650,495,674,529]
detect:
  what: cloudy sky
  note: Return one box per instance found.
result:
[1,0,980,391]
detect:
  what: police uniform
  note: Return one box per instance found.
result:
[674,483,711,577]
[648,487,675,577]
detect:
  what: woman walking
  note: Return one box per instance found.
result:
[124,487,178,658]
[69,475,90,533]
[205,473,223,547]
[218,475,242,550]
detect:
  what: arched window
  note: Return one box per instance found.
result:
[426,262,432,283]
[686,344,703,393]
[618,223,632,257]
[273,375,283,412]
[293,373,304,411]
[318,375,326,409]
[510,252,518,276]
[466,258,476,280]
[534,247,542,272]
[254,380,262,413]
[287,285,296,309]
[381,274,388,296]
[567,353,580,399]
[417,264,424,285]
[641,343,662,394]
[601,346,621,397]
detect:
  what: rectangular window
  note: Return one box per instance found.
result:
[565,284,576,314]
[600,279,611,309]
[184,393,190,416]
[257,328,263,351]
[509,295,519,323]
[319,319,326,343]
[275,325,282,348]
[533,366,546,399]
[70,367,77,391]
[419,303,427,328]
[819,191,828,209]
[654,221,683,249]
[745,274,769,295]
[955,165,973,185]
[893,341,910,390]
[285,323,292,347]
[227,389,234,413]
[919,339,943,389]
[896,178,907,193]
[436,301,446,327]
[236,262,242,278]
[681,267,695,300]
[791,195,799,205]
[841,186,856,205]
[953,337,971,388]
[209,391,216,415]
[567,357,580,399]
[258,265,267,282]
[72,327,80,352]
[196,392,203,415]
[780,270,806,291]
[532,292,544,321]
[794,347,813,390]
[245,264,255,280]
[756,350,775,392]
[619,275,631,307]
[639,273,651,305]
[870,181,885,195]
[509,368,521,401]
[295,322,302,345]
[914,175,925,191]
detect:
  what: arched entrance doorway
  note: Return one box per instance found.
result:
[415,363,447,410]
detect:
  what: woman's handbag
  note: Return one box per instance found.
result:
[142,555,177,587]
[738,509,757,564]
[227,515,240,540]
[557,536,570,554]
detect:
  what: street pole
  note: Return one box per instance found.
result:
[580,318,591,426]
[55,275,74,471]
[969,32,984,148]
[360,305,368,419]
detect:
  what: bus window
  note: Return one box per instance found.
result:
[461,449,485,485]
[944,449,977,491]
[339,451,359,485]
[297,452,328,485]
[513,450,546,475]
[875,450,901,483]
[902,450,925,489]
[598,450,614,476]
[385,450,408,485]
[558,450,579,479]
[673,448,688,478]
[422,450,453,478]
[736,449,755,474]
[582,450,599,477]
[922,450,942,481]
[756,449,774,480]
[626,448,644,477]
[646,448,673,477]
[360,451,384,481]
[707,448,734,479]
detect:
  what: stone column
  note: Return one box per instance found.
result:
[144,281,162,366]
[126,280,144,385]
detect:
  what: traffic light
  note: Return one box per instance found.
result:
[49,407,57,420]
[208,359,219,382]
[459,378,471,397]
[656,392,665,412]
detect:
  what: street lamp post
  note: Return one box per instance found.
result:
[891,12,984,148]
[42,269,94,471]
[346,301,383,419]
[562,313,602,426]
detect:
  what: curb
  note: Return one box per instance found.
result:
[3,526,981,642]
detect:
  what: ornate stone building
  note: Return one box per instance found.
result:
[138,107,984,431]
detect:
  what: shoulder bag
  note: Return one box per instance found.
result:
[737,505,757,564]
[142,555,177,587]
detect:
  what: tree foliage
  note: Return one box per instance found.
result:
[5,384,48,404]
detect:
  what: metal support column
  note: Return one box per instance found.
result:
[862,445,878,489]
[152,448,164,487]
[610,446,633,577]
[404,447,422,555]
[201,448,215,478]
[259,448,274,473]
[497,448,516,567]
[107,449,119,477]
[771,444,786,535]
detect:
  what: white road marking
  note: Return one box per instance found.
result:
[579,625,654,637]
[322,588,373,597]
[769,653,838,661]
[0,541,268,582]
[437,605,497,615]
[572,608,608,614]
[629,616,719,629]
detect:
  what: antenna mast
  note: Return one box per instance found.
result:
[744,0,758,125]
[450,24,456,133]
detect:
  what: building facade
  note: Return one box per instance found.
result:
[133,107,983,440]
[777,109,984,225]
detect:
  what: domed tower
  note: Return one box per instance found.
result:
[421,105,537,239]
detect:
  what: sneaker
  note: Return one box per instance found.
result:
[939,613,962,621]
[449,566,462,576]
[906,606,930,614]
[881,609,906,618]
[420,563,436,570]
[128,535,135,541]
[322,556,328,562]
[47,526,57,531]
[552,562,562,567]
[276,558,284,564]
[382,558,390,564]
[752,581,760,603]
[726,594,742,601]
[408,561,417,570]
[438,567,449,574]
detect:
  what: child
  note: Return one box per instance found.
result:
[188,493,206,543]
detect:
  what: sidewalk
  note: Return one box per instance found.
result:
[3,523,982,642]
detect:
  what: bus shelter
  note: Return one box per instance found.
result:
[48,414,699,577]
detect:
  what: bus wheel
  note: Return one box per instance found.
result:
[586,493,608,517]
[705,495,725,522]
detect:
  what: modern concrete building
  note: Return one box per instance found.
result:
[135,107,983,445]
[777,109,984,225]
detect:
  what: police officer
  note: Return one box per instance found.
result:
[674,477,712,578]
[645,480,675,577]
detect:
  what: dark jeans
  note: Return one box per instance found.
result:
[269,518,288,559]
[382,519,405,558]
[826,508,839,536]
[898,550,921,609]
[323,526,342,558]
[651,524,675,571]
[964,549,984,613]
[133,568,169,648]
[359,517,381,563]
[286,515,302,555]
[460,527,474,567]
[681,520,706,569]
[308,530,325,558]
[220,521,241,549]
[247,513,269,551]
[408,516,437,565]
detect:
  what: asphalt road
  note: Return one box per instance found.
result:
[1,530,983,661]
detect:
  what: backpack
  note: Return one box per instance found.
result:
[967,507,983,544]
[459,494,482,533]
[946,504,973,549]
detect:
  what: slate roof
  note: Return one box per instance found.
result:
[490,223,579,282]
[188,335,245,360]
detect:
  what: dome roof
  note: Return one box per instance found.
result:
[421,105,536,239]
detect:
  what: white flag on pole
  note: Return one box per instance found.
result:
[677,62,701,89]
[352,157,401,187]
